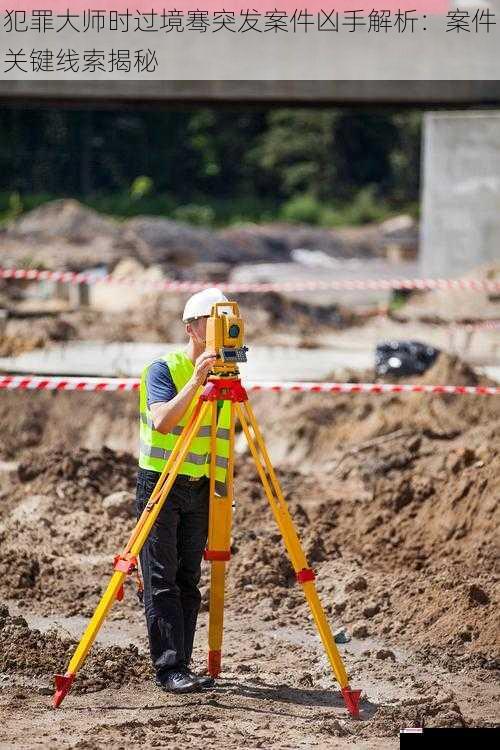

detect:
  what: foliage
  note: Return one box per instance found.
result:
[336,185,388,225]
[172,204,215,227]
[256,110,338,198]
[130,176,153,201]
[0,191,23,225]
[280,188,397,227]
[280,194,324,224]
[0,106,422,227]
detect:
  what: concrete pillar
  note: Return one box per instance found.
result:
[420,111,500,278]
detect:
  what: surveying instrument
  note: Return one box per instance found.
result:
[53,301,361,717]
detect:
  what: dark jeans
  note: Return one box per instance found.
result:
[135,467,209,677]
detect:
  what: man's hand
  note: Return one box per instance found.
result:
[151,351,217,434]
[191,351,217,387]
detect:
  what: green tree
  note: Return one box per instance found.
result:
[254,109,338,199]
[388,111,422,204]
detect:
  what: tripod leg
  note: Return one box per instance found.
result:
[235,401,361,718]
[206,400,235,677]
[53,398,211,708]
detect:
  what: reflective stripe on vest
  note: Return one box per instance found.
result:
[139,441,229,469]
[140,417,228,441]
[138,350,231,493]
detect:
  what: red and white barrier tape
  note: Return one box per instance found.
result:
[373,313,500,332]
[0,375,139,392]
[1,268,500,293]
[459,320,500,332]
[0,375,498,396]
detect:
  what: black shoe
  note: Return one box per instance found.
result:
[155,669,201,694]
[185,668,216,689]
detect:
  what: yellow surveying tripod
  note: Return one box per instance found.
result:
[53,301,361,718]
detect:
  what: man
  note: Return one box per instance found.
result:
[135,287,231,694]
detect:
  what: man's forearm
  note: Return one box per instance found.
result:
[151,379,200,434]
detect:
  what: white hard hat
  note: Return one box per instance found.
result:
[182,287,228,322]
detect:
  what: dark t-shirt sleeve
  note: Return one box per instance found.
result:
[146,360,177,408]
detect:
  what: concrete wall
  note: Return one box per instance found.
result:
[421,112,500,277]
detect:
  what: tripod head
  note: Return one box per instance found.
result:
[206,301,248,378]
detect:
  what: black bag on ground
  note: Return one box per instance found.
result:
[375,340,440,377]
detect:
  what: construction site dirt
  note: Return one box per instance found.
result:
[0,353,498,748]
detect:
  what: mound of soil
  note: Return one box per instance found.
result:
[351,695,466,736]
[239,291,358,335]
[228,414,499,659]
[16,446,136,496]
[120,216,244,267]
[2,200,123,271]
[0,332,46,357]
[251,354,500,470]
[0,316,77,357]
[0,604,151,692]
[6,200,118,244]
[415,351,482,386]
[222,219,417,262]
[0,447,138,614]
[0,391,138,460]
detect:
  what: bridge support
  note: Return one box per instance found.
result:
[421,111,500,278]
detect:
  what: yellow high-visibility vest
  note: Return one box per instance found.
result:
[139,350,230,495]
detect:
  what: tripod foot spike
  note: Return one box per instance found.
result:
[341,686,362,718]
[53,672,75,708]
[208,650,221,677]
